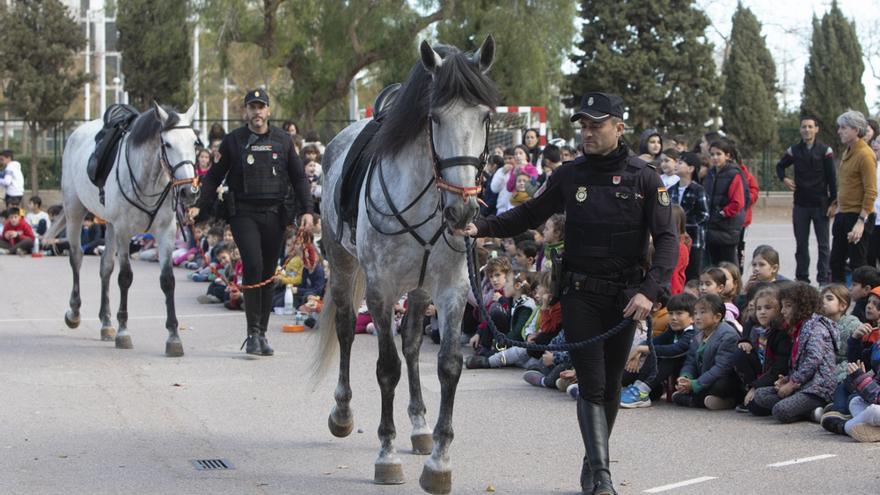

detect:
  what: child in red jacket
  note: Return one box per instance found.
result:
[0,207,35,254]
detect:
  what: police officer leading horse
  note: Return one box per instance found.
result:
[458,92,678,495]
[190,90,315,356]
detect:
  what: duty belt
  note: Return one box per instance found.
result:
[561,269,642,296]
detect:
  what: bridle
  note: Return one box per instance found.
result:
[116,124,201,234]
[160,126,201,193]
[364,111,491,288]
[427,112,490,204]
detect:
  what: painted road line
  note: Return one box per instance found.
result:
[766,454,836,468]
[643,476,717,493]
[0,313,244,324]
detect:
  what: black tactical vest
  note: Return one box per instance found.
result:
[560,156,650,260]
[704,162,746,245]
[239,128,290,202]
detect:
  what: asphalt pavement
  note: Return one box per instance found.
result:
[1,214,878,494]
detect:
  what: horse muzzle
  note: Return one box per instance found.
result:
[444,199,478,230]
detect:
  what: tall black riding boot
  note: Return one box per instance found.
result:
[578,399,616,495]
[257,284,275,356]
[576,399,593,492]
[242,288,263,355]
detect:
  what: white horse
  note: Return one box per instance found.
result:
[49,103,200,357]
[313,37,497,494]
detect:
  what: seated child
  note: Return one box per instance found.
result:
[718,261,744,326]
[746,245,787,288]
[700,266,740,329]
[468,256,512,357]
[822,286,880,424]
[672,294,741,410]
[513,239,539,273]
[509,172,533,207]
[522,329,575,393]
[825,359,880,442]
[197,244,233,304]
[80,213,105,255]
[466,272,538,369]
[850,266,880,323]
[750,282,838,423]
[0,207,35,254]
[683,279,700,299]
[649,289,670,337]
[25,196,50,236]
[535,213,564,273]
[620,292,698,408]
[734,286,792,413]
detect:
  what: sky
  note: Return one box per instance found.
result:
[697,0,880,114]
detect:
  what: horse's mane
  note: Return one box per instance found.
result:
[129,106,182,147]
[368,44,499,158]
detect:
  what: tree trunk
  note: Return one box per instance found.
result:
[29,123,38,196]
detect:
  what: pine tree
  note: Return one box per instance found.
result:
[0,0,90,195]
[568,0,721,136]
[720,2,777,158]
[117,0,192,110]
[801,0,867,151]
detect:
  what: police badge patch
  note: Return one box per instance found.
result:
[246,154,255,165]
[576,186,588,202]
[657,187,670,206]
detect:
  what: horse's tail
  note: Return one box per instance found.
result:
[310,268,366,387]
[43,209,66,242]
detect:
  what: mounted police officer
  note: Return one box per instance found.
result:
[457,92,678,495]
[189,89,314,356]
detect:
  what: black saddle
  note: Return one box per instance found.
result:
[88,103,139,202]
[334,83,401,243]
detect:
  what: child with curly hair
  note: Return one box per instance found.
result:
[750,282,838,423]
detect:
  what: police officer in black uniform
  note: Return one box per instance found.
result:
[190,90,314,356]
[458,92,678,495]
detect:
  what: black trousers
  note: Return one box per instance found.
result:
[684,243,703,282]
[867,223,880,269]
[230,207,285,334]
[707,240,738,267]
[561,289,637,406]
[830,212,875,283]
[793,205,831,283]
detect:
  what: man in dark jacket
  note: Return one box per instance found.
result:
[776,114,836,284]
[457,92,678,495]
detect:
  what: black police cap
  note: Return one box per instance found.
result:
[570,92,625,123]
[244,89,270,106]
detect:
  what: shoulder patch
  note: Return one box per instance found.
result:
[657,187,670,206]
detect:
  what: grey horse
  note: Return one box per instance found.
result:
[47,103,201,357]
[312,37,498,494]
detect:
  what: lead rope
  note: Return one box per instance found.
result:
[464,237,657,382]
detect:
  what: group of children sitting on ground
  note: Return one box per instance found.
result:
[455,220,880,444]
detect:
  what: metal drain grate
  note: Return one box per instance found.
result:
[192,459,234,470]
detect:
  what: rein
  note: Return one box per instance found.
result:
[194,226,317,291]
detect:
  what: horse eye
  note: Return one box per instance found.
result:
[431,115,441,126]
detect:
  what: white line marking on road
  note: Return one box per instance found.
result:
[766,454,836,467]
[0,313,244,324]
[643,476,717,493]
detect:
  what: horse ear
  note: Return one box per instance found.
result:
[420,40,443,73]
[153,101,169,124]
[184,101,197,123]
[473,34,495,73]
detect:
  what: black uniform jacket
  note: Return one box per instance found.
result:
[474,143,678,302]
[197,124,314,215]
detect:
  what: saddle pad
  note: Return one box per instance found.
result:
[335,118,381,239]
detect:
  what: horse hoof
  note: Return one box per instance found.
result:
[115,335,133,349]
[411,433,434,455]
[64,311,80,329]
[374,461,405,485]
[165,341,184,357]
[419,465,452,494]
[100,327,116,341]
[328,414,353,438]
